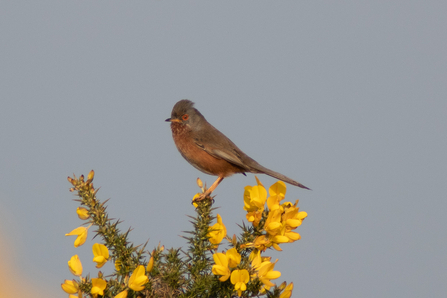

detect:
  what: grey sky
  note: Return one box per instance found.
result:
[1,1,446,297]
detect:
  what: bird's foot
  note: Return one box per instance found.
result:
[193,190,213,202]
[192,176,223,204]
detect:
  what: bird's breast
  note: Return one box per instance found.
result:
[170,123,245,177]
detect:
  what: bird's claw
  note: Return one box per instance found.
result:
[193,193,211,202]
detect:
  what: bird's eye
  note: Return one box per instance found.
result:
[182,114,189,121]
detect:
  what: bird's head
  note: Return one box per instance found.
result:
[165,99,205,129]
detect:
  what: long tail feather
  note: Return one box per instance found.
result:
[249,163,310,190]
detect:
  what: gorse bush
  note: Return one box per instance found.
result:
[62,170,307,298]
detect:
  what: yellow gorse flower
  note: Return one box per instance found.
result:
[284,229,301,242]
[92,243,110,268]
[128,265,148,291]
[230,269,250,297]
[280,200,307,243]
[212,248,242,282]
[62,172,306,298]
[68,255,83,276]
[267,181,286,211]
[244,178,267,227]
[269,181,286,199]
[279,282,294,298]
[65,224,91,247]
[207,214,227,245]
[250,249,262,268]
[212,252,231,281]
[282,200,307,229]
[264,209,282,236]
[61,279,78,294]
[243,184,267,212]
[192,193,200,208]
[76,207,90,220]
[241,235,270,251]
[243,179,308,251]
[91,278,107,296]
[226,248,241,268]
[245,209,263,227]
[114,290,128,298]
[146,254,154,273]
[254,259,281,292]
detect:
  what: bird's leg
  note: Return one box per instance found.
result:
[194,176,224,202]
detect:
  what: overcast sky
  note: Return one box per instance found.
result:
[1,1,446,297]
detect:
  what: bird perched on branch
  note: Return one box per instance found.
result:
[166,99,310,200]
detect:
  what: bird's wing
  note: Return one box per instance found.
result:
[195,140,250,170]
[193,126,251,171]
[192,123,311,189]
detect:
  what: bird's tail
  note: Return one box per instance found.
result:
[249,163,311,190]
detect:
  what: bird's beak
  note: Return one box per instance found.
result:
[165,118,181,123]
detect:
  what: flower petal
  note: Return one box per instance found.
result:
[68,255,83,276]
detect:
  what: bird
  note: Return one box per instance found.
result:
[166,99,310,200]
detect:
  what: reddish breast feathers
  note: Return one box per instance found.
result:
[170,122,244,177]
